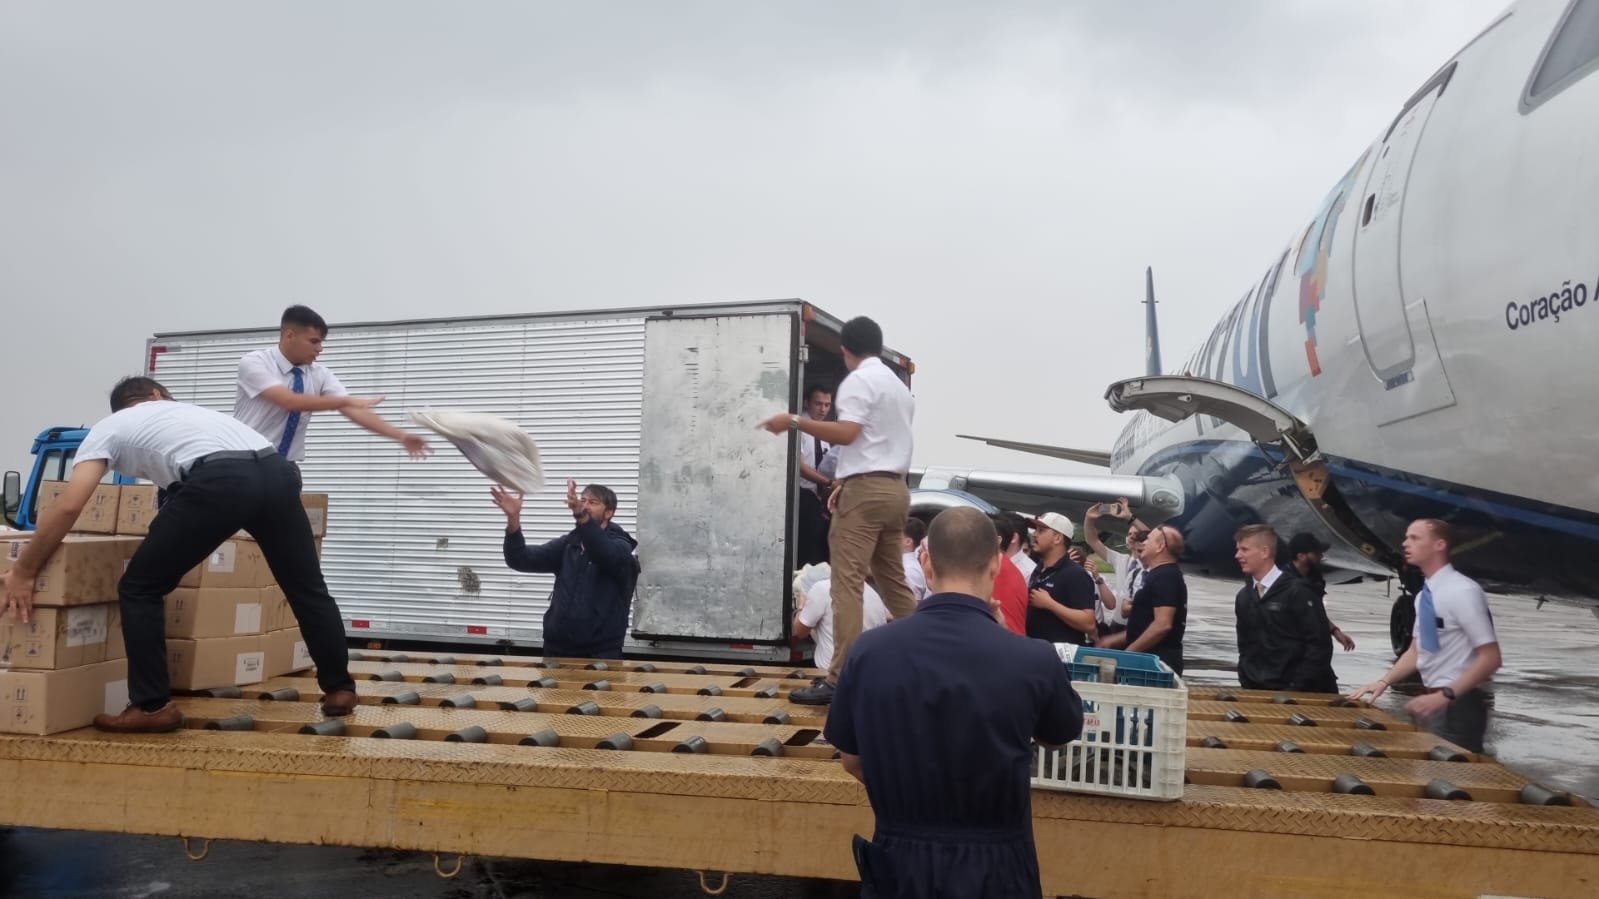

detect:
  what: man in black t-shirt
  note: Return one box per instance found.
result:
[1100,523,1187,674]
[1025,512,1099,645]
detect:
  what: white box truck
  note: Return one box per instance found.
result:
[142,300,915,662]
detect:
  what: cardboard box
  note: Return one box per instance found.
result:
[0,535,143,607]
[0,659,130,735]
[178,540,271,589]
[166,635,266,690]
[0,604,125,670]
[263,627,313,678]
[259,585,291,631]
[37,482,122,534]
[164,587,266,639]
[115,484,160,536]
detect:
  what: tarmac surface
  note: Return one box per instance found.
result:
[3,574,1595,898]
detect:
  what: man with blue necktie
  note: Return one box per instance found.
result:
[234,305,430,469]
[1350,519,1502,753]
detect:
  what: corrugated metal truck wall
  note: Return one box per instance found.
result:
[147,316,645,646]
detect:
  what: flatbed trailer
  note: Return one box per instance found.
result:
[2,651,1596,899]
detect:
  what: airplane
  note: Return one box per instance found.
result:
[909,0,1599,656]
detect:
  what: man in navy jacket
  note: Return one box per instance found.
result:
[492,479,639,659]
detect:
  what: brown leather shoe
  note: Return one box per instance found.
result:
[321,688,359,716]
[94,702,184,733]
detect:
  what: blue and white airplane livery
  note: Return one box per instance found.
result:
[913,0,1599,654]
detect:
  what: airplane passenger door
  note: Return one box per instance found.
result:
[1350,62,1459,425]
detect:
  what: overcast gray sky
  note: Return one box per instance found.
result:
[0,0,1509,479]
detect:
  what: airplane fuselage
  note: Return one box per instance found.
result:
[1110,0,1599,606]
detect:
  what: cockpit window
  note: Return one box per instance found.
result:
[1526,0,1599,108]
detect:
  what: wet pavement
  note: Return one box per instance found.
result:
[2,576,1595,897]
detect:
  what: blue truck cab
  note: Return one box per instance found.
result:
[2,427,135,530]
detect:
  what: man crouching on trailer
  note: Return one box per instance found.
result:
[1,377,360,732]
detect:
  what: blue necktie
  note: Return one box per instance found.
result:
[277,367,304,456]
[1416,585,1440,652]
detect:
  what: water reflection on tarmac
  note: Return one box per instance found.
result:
[2,577,1594,897]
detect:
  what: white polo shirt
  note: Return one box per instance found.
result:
[234,346,348,462]
[832,356,914,479]
[1416,564,1498,687]
[797,578,890,672]
[74,401,272,488]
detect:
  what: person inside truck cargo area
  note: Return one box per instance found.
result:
[492,478,639,660]
[0,377,360,731]
[760,315,916,705]
[1232,524,1338,693]
[234,304,431,464]
[827,507,1083,899]
[796,383,836,567]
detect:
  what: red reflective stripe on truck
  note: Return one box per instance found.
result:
[467,625,488,635]
[730,643,754,650]
[350,619,370,629]
[147,345,168,373]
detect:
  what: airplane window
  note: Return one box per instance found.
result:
[1527,0,1599,103]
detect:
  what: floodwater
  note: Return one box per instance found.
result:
[2,576,1595,897]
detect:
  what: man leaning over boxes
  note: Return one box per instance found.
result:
[1,377,359,732]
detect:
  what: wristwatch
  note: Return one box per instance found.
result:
[1440,686,1457,700]
[788,415,800,430]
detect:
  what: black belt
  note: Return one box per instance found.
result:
[186,447,276,475]
[842,471,905,482]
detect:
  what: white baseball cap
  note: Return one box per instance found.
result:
[1035,512,1075,541]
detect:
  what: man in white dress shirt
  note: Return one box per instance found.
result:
[1350,519,1502,752]
[762,316,916,704]
[1,378,360,732]
[796,384,835,566]
[234,305,430,465]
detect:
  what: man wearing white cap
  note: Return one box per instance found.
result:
[1026,512,1099,646]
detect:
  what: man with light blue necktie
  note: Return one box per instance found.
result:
[1350,519,1502,753]
[234,305,430,471]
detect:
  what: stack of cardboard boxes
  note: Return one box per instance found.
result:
[0,484,328,734]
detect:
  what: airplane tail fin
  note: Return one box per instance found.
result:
[1145,266,1163,377]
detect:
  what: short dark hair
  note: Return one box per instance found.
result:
[109,377,170,412]
[902,517,927,546]
[281,305,329,336]
[840,316,884,357]
[927,507,999,580]
[992,514,1017,550]
[583,484,618,512]
[1417,518,1455,551]
[804,383,833,403]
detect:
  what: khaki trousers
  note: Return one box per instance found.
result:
[827,475,917,683]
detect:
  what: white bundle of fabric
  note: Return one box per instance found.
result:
[792,562,831,607]
[408,409,545,494]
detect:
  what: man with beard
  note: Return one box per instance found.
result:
[1285,532,1355,652]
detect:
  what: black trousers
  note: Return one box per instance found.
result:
[120,452,354,709]
[797,488,831,567]
[1431,687,1492,754]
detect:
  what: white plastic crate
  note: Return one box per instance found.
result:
[1031,669,1188,802]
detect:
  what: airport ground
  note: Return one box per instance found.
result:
[3,575,1594,898]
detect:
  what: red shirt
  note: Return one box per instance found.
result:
[994,555,1029,635]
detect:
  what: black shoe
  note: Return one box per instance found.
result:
[790,680,836,705]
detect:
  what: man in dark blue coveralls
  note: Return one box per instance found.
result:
[826,507,1084,899]
[493,478,639,659]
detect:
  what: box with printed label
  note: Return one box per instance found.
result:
[166,635,266,690]
[115,484,160,536]
[164,587,266,639]
[0,604,125,670]
[0,535,143,607]
[263,627,314,678]
[178,540,270,589]
[0,659,130,735]
[36,481,122,534]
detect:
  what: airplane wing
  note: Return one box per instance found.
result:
[910,466,1185,527]
[956,434,1112,468]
